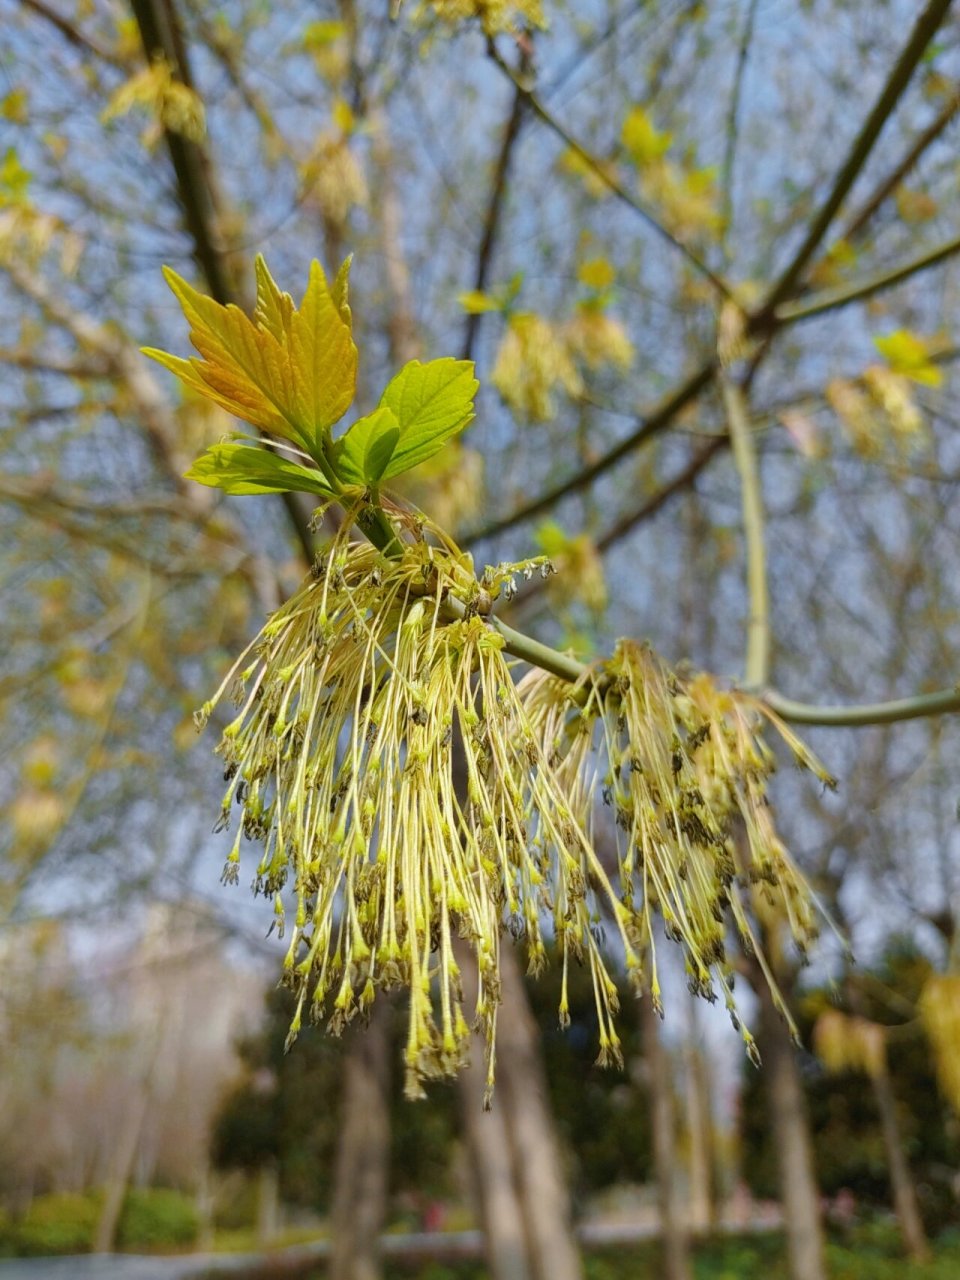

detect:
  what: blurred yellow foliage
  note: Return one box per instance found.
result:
[577,256,616,290]
[563,307,633,371]
[920,975,960,1115]
[299,132,368,230]
[535,520,607,613]
[621,106,672,166]
[422,0,546,35]
[874,329,943,386]
[491,313,583,421]
[102,56,206,148]
[813,1009,886,1080]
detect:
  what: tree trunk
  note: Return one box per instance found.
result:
[641,993,692,1280]
[497,944,584,1280]
[459,1030,532,1280]
[683,1001,714,1232]
[757,979,827,1280]
[871,1064,929,1260]
[329,1002,391,1280]
[256,1161,280,1246]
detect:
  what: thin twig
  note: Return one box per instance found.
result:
[461,80,527,362]
[19,0,124,66]
[720,0,760,262]
[596,437,726,553]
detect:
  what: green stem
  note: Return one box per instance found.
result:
[723,377,769,689]
[348,493,960,731]
[763,687,960,727]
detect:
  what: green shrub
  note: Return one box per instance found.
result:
[116,1187,199,1250]
[14,1192,99,1255]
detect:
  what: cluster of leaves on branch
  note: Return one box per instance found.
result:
[466,260,634,423]
[152,257,835,1098]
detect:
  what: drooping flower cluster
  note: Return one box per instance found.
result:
[201,505,629,1099]
[521,640,836,1060]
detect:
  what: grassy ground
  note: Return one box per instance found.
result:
[375,1228,960,1280]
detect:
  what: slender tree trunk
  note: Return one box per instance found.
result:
[683,1001,714,1232]
[256,1161,280,1245]
[459,1027,532,1280]
[329,1002,391,1280]
[871,1064,929,1260]
[94,1079,153,1253]
[94,1005,170,1253]
[641,993,692,1280]
[497,944,584,1280]
[757,979,827,1280]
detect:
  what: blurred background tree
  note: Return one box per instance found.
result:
[2,1,960,1277]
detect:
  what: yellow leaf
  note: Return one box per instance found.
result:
[577,256,616,290]
[289,260,358,436]
[145,257,357,460]
[873,329,943,386]
[458,289,500,314]
[621,106,672,166]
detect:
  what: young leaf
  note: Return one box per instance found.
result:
[335,407,401,485]
[148,268,300,440]
[458,289,500,314]
[289,259,358,437]
[376,358,478,480]
[873,329,943,387]
[185,443,336,497]
[144,257,357,462]
[253,254,295,342]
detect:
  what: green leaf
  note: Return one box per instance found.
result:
[185,443,335,497]
[336,407,400,485]
[376,358,478,480]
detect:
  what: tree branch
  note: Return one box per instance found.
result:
[461,80,527,362]
[464,359,717,544]
[723,376,769,688]
[129,0,316,565]
[839,80,960,246]
[763,687,960,727]
[756,0,955,318]
[775,229,960,325]
[487,41,736,301]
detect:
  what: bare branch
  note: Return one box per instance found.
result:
[461,81,527,362]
